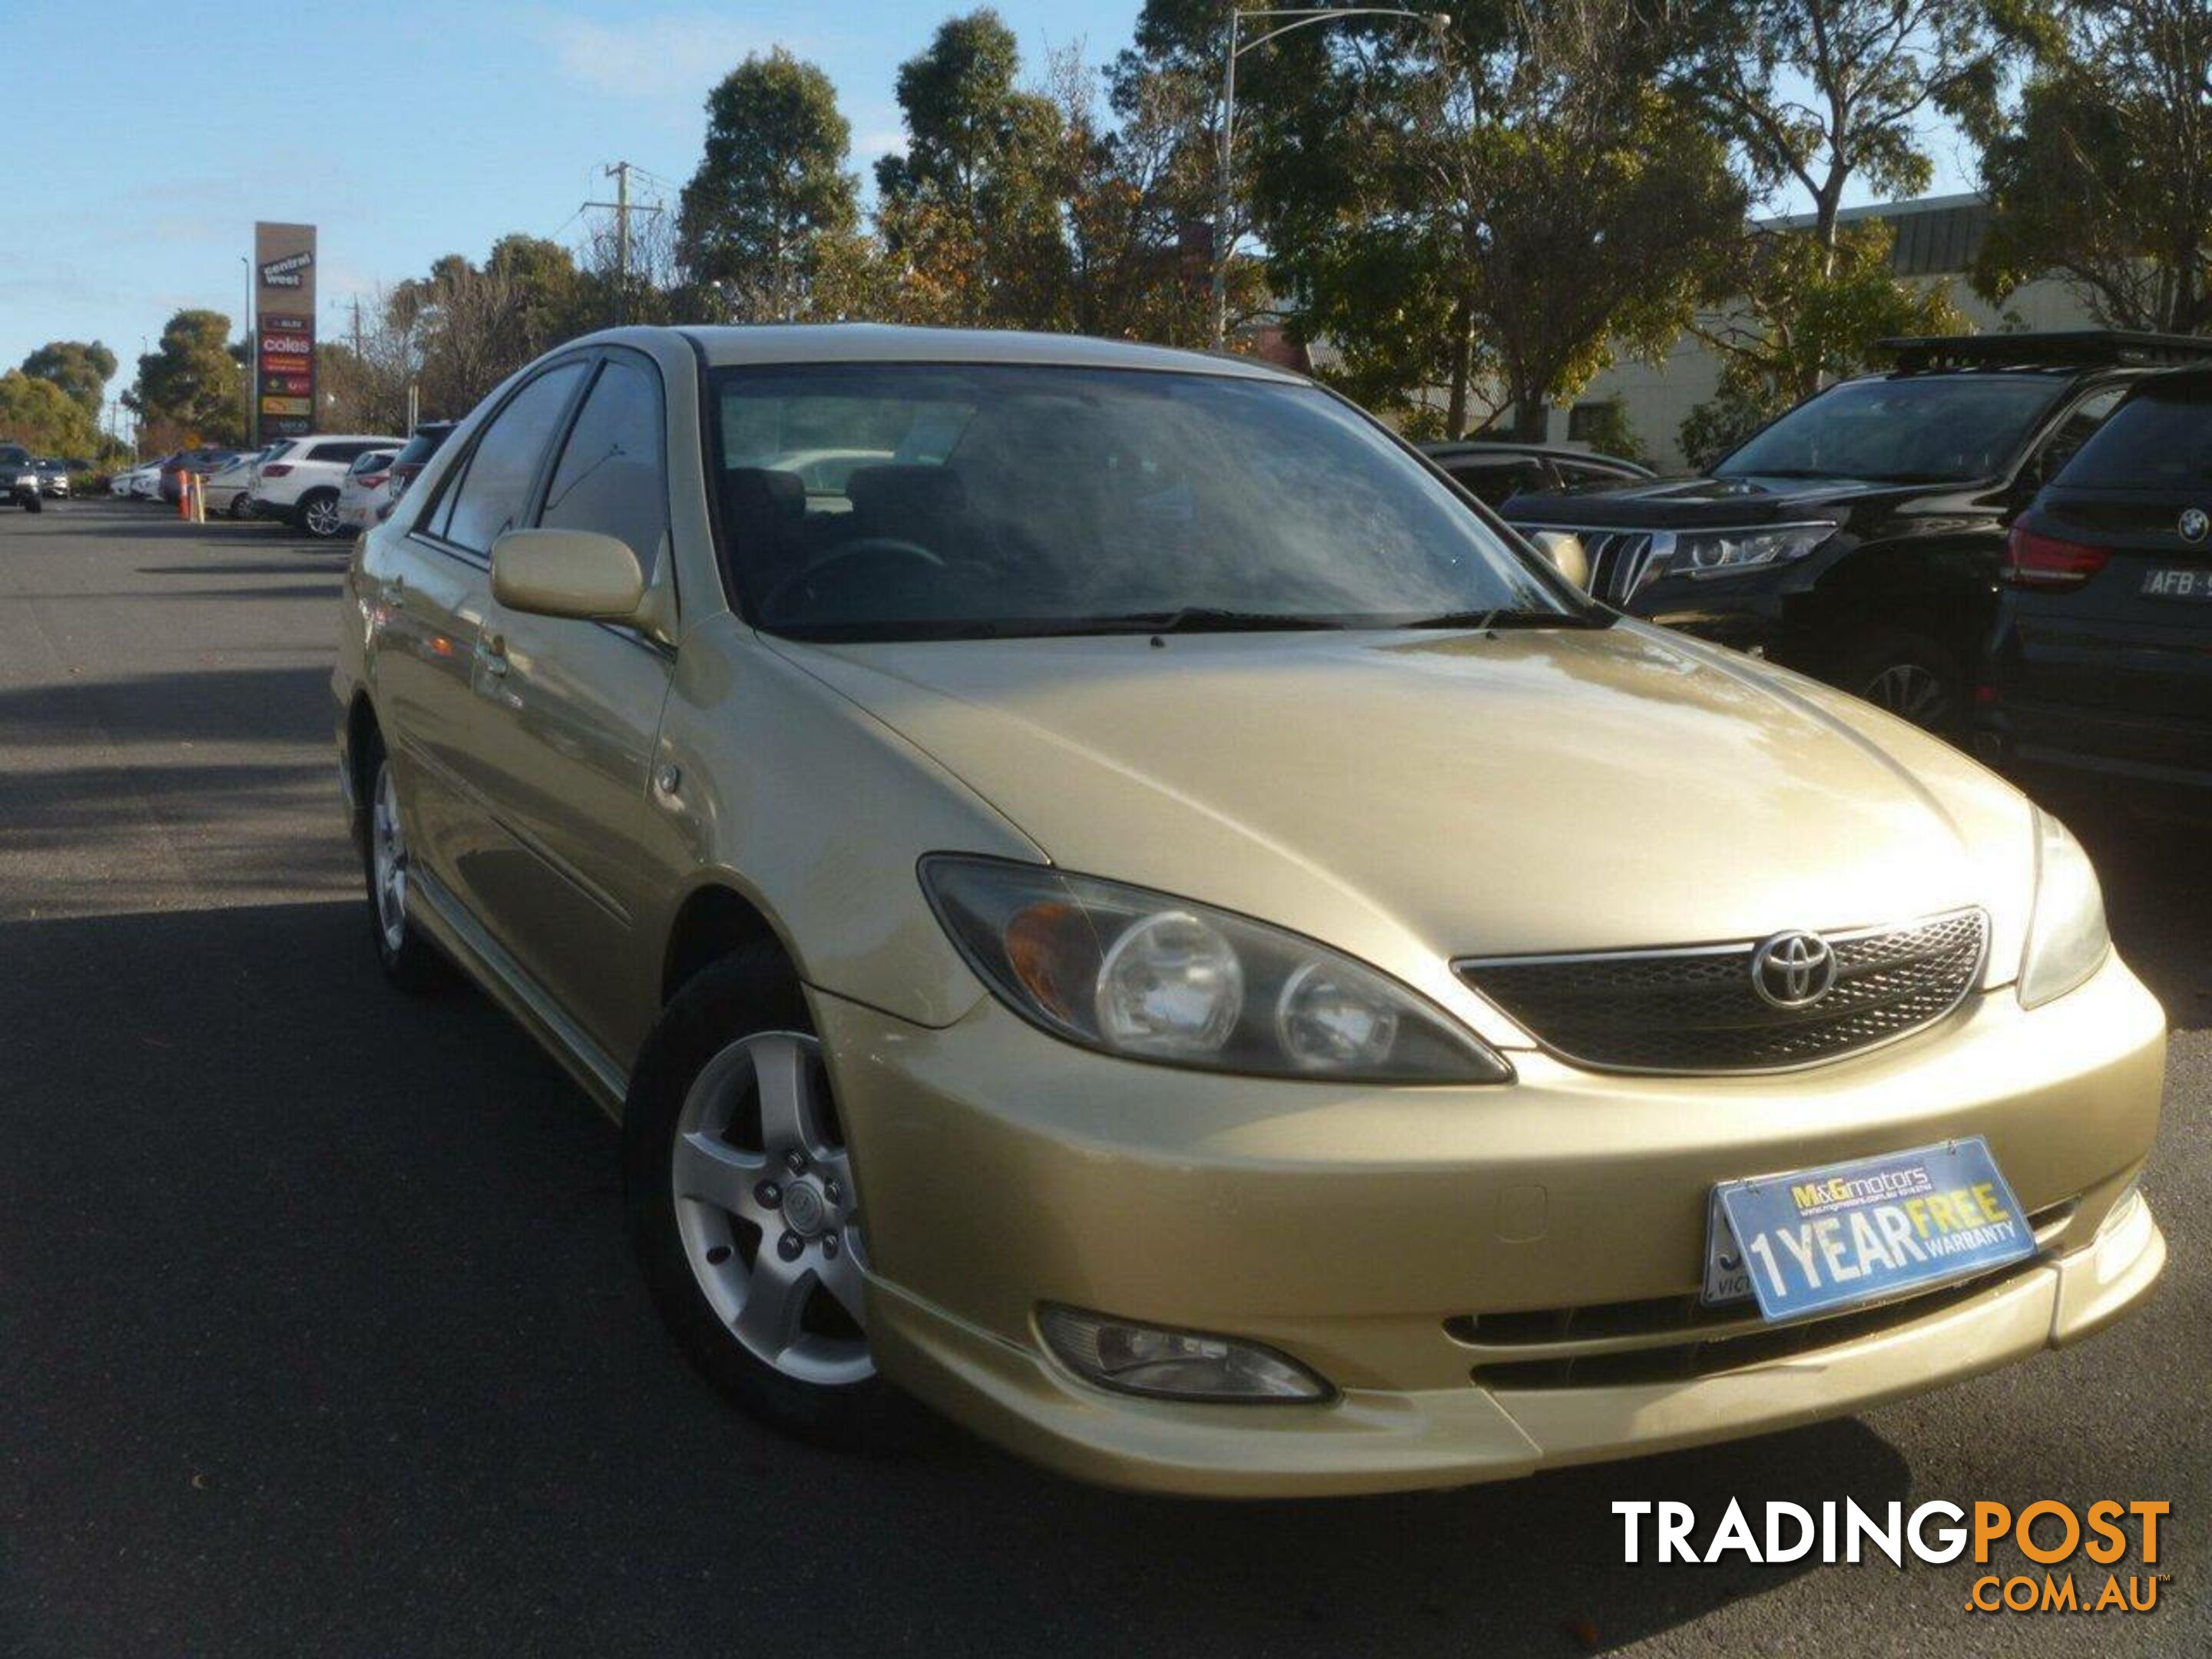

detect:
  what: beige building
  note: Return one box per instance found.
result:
[1561,194,2104,472]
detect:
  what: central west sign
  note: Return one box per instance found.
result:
[253,222,317,440]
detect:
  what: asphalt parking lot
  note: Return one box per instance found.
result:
[2,498,2206,1657]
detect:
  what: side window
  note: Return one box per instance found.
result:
[436,363,588,553]
[537,358,667,576]
[2033,386,2127,482]
[1445,458,1546,506]
[310,441,366,465]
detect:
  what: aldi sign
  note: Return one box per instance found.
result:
[253,223,317,439]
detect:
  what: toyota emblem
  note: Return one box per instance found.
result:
[2179,508,2208,543]
[1751,931,1837,1009]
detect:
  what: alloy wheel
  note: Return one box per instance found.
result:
[303,495,341,538]
[370,765,409,953]
[1862,661,1950,727]
[671,1031,872,1386]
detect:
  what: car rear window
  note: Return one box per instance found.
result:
[391,426,454,469]
[2057,382,2212,488]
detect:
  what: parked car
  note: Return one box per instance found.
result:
[336,324,2164,1496]
[253,433,406,536]
[1978,366,2212,812]
[1421,439,1651,506]
[200,451,264,519]
[1,443,44,511]
[1499,332,2212,730]
[336,448,398,531]
[379,420,458,516]
[124,459,169,499]
[156,446,233,503]
[35,458,70,498]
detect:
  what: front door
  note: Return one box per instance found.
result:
[465,352,680,1067]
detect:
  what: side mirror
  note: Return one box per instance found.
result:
[489,528,646,622]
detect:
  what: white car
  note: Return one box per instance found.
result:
[336,449,398,531]
[123,462,164,499]
[250,433,405,538]
[202,452,268,519]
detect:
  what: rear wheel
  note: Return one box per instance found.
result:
[624,949,896,1447]
[1837,628,1961,733]
[363,750,445,991]
[300,489,342,538]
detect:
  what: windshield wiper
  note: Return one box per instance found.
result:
[1094,608,1352,634]
[1398,608,1603,631]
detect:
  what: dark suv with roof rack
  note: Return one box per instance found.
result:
[1498,333,2212,730]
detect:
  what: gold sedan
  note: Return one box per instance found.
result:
[333,326,2164,1495]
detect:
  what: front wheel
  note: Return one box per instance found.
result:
[624,950,895,1447]
[300,490,342,538]
[1837,628,1961,733]
[21,494,40,515]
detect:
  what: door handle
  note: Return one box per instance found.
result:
[478,631,509,677]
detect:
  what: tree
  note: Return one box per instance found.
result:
[1973,0,2212,333]
[0,370,102,457]
[20,340,118,421]
[874,10,1072,326]
[678,49,863,323]
[1681,217,1967,465]
[1686,0,2005,269]
[127,310,244,445]
[1237,0,1743,438]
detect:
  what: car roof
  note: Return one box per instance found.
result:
[665,323,1306,384]
[1421,439,1652,476]
[1873,331,2212,376]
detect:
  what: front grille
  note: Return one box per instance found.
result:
[1455,909,1988,1074]
[1521,526,1674,603]
[1580,531,1667,603]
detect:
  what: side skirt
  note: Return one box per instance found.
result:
[406,867,631,1123]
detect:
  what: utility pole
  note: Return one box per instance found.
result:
[584,161,664,325]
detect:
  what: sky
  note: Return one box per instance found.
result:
[2,0,1975,431]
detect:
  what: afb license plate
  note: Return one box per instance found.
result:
[1704,1138,2035,1323]
[2141,566,2212,601]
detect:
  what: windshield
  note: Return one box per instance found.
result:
[708,363,1578,641]
[1717,375,2065,484]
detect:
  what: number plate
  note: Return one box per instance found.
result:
[1705,1138,2035,1323]
[2141,567,2212,601]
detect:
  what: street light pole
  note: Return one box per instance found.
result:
[240,254,256,449]
[1210,6,1451,352]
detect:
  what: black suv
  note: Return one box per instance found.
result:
[1979,367,2212,810]
[1498,333,2212,730]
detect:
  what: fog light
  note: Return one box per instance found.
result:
[1037,1306,1331,1402]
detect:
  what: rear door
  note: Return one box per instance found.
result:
[369,359,591,932]
[465,349,680,1065]
[2012,381,2212,773]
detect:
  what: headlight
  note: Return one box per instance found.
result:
[2018,809,2110,1009]
[921,856,1511,1083]
[1674,522,1836,577]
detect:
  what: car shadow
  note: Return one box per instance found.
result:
[0,896,1908,1657]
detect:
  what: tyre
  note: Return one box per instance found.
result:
[227,492,251,521]
[624,948,896,1448]
[299,489,342,538]
[363,746,446,992]
[1836,628,1961,733]
[22,494,41,515]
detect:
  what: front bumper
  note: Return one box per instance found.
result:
[819,951,2166,1496]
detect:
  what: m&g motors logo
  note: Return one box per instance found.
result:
[1614,1498,2170,1615]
